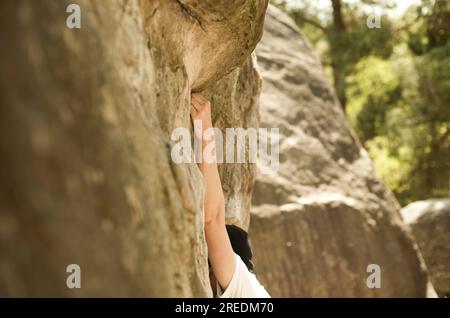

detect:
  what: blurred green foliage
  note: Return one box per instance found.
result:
[272,0,450,205]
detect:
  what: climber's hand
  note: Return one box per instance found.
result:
[190,93,213,138]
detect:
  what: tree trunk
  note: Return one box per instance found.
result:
[330,0,347,111]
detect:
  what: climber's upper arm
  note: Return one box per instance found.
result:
[204,214,236,291]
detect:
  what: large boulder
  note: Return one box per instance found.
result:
[249,5,430,297]
[0,0,267,296]
[401,199,450,297]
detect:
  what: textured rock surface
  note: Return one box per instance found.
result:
[401,199,450,297]
[0,0,267,296]
[249,5,429,297]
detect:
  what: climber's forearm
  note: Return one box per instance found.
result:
[199,156,225,225]
[199,144,236,290]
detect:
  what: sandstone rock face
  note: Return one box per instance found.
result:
[401,199,450,297]
[0,0,267,296]
[249,5,429,297]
